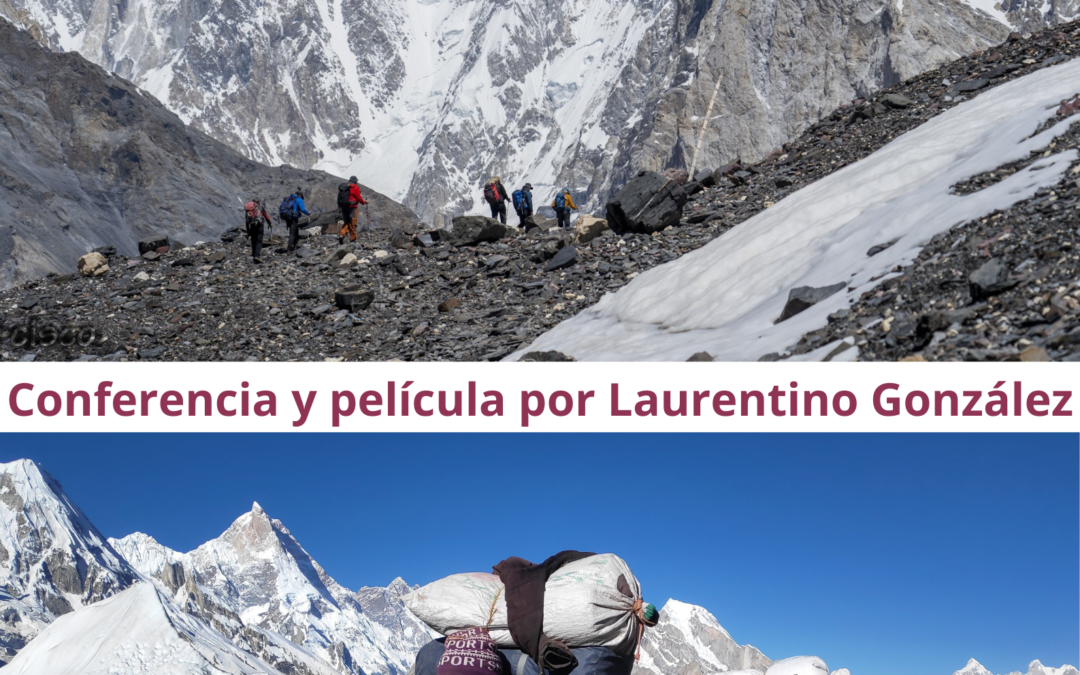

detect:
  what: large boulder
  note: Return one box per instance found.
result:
[574,216,609,244]
[77,252,109,277]
[445,216,511,246]
[606,171,688,235]
[138,235,170,255]
[524,214,557,231]
[777,283,847,323]
[334,286,374,312]
[969,258,1016,300]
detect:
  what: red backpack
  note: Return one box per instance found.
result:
[483,183,499,205]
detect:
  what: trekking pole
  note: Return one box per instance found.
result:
[365,203,372,231]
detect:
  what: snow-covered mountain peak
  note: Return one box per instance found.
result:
[0,459,137,665]
[951,659,1080,675]
[660,599,736,641]
[958,659,995,675]
[108,532,184,577]
[636,597,772,675]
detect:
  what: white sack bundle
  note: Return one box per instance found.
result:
[403,554,643,655]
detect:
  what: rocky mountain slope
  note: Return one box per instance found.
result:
[0,459,137,665]
[2,20,1078,362]
[0,0,1055,226]
[0,16,418,289]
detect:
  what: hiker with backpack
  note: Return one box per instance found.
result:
[484,177,510,225]
[512,183,534,228]
[280,188,311,252]
[337,176,367,245]
[552,187,577,229]
[243,199,273,264]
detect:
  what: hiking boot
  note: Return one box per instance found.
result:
[253,257,262,264]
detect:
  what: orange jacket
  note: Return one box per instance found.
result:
[551,191,577,210]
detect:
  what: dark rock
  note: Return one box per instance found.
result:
[544,245,578,272]
[867,239,899,256]
[969,258,1016,300]
[684,181,705,196]
[389,230,412,249]
[52,274,75,284]
[685,211,716,225]
[774,177,794,188]
[606,171,688,235]
[446,216,511,246]
[881,93,915,109]
[954,78,989,93]
[777,282,847,322]
[413,232,434,248]
[484,255,509,269]
[170,257,196,267]
[334,287,374,312]
[18,297,38,310]
[138,236,170,255]
[138,346,165,359]
[519,351,575,362]
[93,245,118,258]
[438,297,460,313]
[686,351,714,362]
[207,251,226,264]
[525,215,557,231]
[694,169,716,187]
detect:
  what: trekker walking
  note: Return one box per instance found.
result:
[552,187,577,229]
[512,183,534,228]
[244,198,273,264]
[280,188,311,252]
[484,176,510,225]
[337,176,367,245]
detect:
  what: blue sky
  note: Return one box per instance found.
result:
[2,433,1076,675]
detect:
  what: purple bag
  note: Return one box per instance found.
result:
[437,627,504,675]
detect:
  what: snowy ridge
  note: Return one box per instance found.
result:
[4,583,279,675]
[513,58,1080,361]
[0,459,136,665]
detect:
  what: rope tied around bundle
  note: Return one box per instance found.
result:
[632,599,660,662]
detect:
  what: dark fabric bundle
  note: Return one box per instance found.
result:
[492,551,595,675]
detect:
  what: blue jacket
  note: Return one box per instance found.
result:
[293,196,310,217]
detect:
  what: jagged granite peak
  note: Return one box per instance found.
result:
[634,598,773,675]
[355,577,438,658]
[114,503,424,675]
[0,16,418,287]
[0,0,1057,229]
[0,459,137,665]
